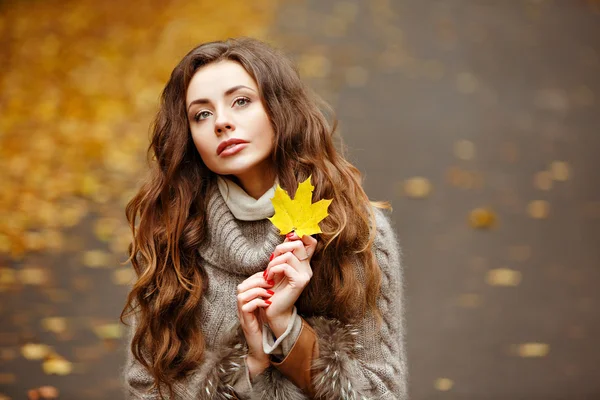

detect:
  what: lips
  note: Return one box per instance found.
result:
[216,138,249,155]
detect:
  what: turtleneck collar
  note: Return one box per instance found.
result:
[216,175,278,221]
[198,181,284,276]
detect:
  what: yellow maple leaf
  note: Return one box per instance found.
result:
[268,175,333,238]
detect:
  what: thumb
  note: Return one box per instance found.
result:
[300,233,318,252]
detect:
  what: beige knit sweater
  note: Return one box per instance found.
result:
[122,178,408,399]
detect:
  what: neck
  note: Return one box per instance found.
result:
[229,165,276,200]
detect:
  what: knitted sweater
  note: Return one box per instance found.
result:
[122,178,408,399]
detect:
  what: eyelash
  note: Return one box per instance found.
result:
[234,97,251,107]
[193,96,252,122]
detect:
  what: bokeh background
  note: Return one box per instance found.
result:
[1,0,599,399]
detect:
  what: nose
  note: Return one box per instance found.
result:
[214,111,235,135]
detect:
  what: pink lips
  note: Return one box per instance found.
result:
[216,138,249,155]
[219,142,248,157]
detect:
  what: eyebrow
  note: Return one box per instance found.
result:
[187,85,256,112]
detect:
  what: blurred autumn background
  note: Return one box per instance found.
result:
[1,0,599,399]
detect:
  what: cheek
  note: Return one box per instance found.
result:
[190,130,214,160]
[254,111,275,143]
[256,121,275,151]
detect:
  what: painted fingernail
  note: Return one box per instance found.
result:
[266,290,274,295]
[263,269,267,278]
[286,232,294,239]
[265,300,272,305]
[269,253,274,261]
[267,279,275,285]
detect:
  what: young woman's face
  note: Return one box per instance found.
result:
[186,60,275,182]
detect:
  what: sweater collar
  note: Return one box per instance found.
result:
[198,181,284,276]
[216,176,278,221]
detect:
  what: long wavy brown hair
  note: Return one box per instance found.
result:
[121,37,391,397]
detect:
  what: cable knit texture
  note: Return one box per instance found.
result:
[122,181,408,399]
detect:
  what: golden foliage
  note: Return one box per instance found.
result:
[0,0,276,258]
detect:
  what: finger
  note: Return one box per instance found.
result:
[265,242,303,279]
[237,287,274,305]
[238,292,270,326]
[266,250,315,284]
[267,246,311,274]
[293,233,318,259]
[283,233,318,260]
[240,297,271,314]
[285,232,299,241]
[271,240,306,259]
[286,232,317,244]
[299,234,318,253]
[237,273,274,294]
[266,263,301,282]
[265,252,300,283]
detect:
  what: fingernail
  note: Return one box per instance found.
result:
[267,279,275,285]
[269,253,274,261]
[286,232,294,239]
[266,289,274,295]
[263,269,267,278]
[265,300,272,305]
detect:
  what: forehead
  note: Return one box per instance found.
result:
[186,60,257,105]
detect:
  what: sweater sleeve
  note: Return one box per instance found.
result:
[262,306,304,359]
[122,315,262,400]
[272,207,409,399]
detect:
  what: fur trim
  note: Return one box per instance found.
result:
[195,324,249,400]
[181,322,307,400]
[249,367,307,400]
[307,316,370,400]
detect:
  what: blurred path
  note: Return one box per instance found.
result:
[1,0,600,399]
[271,1,600,398]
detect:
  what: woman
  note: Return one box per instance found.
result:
[121,37,407,400]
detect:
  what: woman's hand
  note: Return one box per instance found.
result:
[262,232,318,336]
[236,271,275,379]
